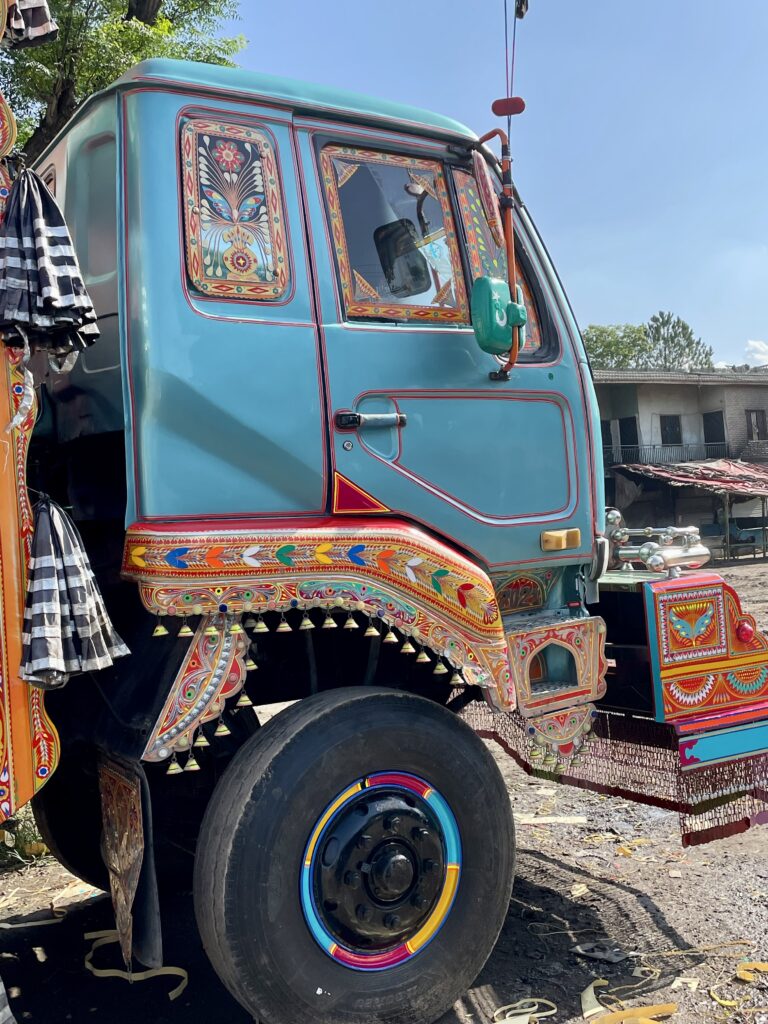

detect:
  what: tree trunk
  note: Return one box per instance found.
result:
[23,76,78,163]
[124,0,163,24]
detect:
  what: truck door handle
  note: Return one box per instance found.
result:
[335,411,407,430]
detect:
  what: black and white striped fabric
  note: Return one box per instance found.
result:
[0,973,17,1024]
[20,497,129,690]
[3,0,58,48]
[0,168,98,354]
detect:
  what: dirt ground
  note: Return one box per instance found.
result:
[1,564,768,1023]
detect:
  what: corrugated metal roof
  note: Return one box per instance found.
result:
[594,369,768,385]
[617,458,768,496]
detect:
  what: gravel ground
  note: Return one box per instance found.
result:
[1,564,767,1023]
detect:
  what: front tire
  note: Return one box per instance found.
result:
[194,687,515,1024]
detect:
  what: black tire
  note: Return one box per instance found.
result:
[31,745,109,891]
[194,687,515,1024]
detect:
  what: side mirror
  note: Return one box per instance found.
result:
[470,277,527,356]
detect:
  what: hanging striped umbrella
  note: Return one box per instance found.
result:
[20,497,129,689]
[0,167,98,353]
[3,0,58,48]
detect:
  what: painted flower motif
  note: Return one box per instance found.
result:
[212,140,244,172]
[223,245,258,277]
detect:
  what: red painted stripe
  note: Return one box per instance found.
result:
[332,943,411,969]
[367,772,431,797]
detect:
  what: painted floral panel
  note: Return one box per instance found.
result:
[181,119,290,301]
[453,168,542,355]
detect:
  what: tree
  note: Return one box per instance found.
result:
[644,311,714,370]
[582,323,646,369]
[0,0,245,161]
[583,313,714,370]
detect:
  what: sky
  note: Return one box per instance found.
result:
[223,1,768,366]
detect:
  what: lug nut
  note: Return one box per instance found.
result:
[412,893,429,909]
[344,870,361,887]
[383,913,401,930]
[384,815,401,832]
[356,904,372,922]
[412,827,430,843]
[357,833,373,849]
[424,859,439,874]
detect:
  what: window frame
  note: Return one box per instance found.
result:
[180,116,291,303]
[746,409,768,442]
[318,142,470,324]
[660,414,682,446]
[449,163,559,363]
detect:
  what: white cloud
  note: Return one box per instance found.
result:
[714,360,730,368]
[746,340,768,365]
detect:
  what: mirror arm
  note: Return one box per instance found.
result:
[477,128,519,371]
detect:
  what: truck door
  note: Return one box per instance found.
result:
[296,122,598,569]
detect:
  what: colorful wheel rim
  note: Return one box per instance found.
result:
[300,771,461,971]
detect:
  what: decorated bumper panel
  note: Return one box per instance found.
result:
[122,519,512,708]
[644,572,768,726]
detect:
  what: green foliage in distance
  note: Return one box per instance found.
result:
[583,313,714,370]
[0,0,244,158]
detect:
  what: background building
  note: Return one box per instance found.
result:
[594,367,768,536]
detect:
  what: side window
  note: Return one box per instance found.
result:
[41,164,56,194]
[66,134,117,282]
[452,168,545,359]
[319,145,469,323]
[180,118,290,301]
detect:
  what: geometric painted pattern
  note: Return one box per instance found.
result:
[0,350,59,822]
[506,615,607,718]
[453,168,543,355]
[647,573,768,723]
[121,519,513,709]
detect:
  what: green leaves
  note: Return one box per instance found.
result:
[581,323,646,370]
[2,0,245,159]
[583,314,714,371]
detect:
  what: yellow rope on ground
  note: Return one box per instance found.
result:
[84,930,188,1001]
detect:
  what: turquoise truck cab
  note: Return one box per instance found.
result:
[0,58,766,1024]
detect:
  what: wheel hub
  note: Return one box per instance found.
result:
[313,789,445,950]
[368,843,415,901]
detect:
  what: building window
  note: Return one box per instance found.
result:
[319,145,468,323]
[180,118,290,301]
[452,167,545,358]
[703,410,725,445]
[619,416,638,446]
[600,419,613,448]
[746,409,768,441]
[660,414,682,446]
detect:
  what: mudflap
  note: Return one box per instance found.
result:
[460,702,768,847]
[98,756,162,968]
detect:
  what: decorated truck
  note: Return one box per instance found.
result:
[0,56,767,1024]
